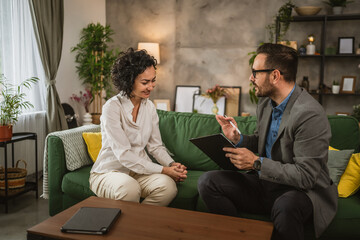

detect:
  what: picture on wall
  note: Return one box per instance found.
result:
[192,94,226,115]
[153,99,171,111]
[338,37,354,54]
[174,85,201,112]
[340,76,356,94]
[221,86,242,117]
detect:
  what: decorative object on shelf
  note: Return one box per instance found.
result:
[0,75,39,141]
[332,80,340,94]
[71,23,120,124]
[323,0,354,15]
[356,44,360,55]
[340,76,356,94]
[301,76,310,92]
[278,41,297,50]
[201,85,227,115]
[294,6,322,16]
[0,160,27,190]
[338,37,355,54]
[175,85,201,112]
[351,104,360,122]
[306,34,316,55]
[298,45,306,55]
[82,112,93,125]
[153,99,171,111]
[335,112,350,116]
[325,47,337,55]
[70,89,93,126]
[266,1,295,43]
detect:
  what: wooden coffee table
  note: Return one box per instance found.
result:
[27,196,273,240]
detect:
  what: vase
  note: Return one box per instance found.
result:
[332,85,340,94]
[212,103,219,115]
[332,6,343,15]
[0,125,13,141]
[83,112,92,125]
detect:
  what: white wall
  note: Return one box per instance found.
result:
[56,0,106,123]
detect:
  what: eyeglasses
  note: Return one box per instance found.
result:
[251,69,283,78]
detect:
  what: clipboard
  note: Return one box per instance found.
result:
[61,207,121,235]
[190,133,238,171]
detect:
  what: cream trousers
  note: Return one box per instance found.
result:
[89,171,177,207]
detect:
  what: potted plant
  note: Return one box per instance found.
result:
[332,80,340,94]
[323,0,354,14]
[0,75,39,141]
[71,23,119,124]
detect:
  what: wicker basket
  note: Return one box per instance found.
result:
[0,159,27,190]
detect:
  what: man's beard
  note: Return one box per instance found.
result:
[255,75,274,98]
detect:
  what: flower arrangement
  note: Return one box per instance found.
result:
[70,89,93,113]
[202,85,227,104]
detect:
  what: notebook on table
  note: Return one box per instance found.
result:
[61,207,121,235]
[190,133,238,171]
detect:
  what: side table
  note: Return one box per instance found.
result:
[0,132,38,213]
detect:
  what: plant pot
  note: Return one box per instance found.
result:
[0,125,13,142]
[91,113,101,124]
[332,85,340,94]
[332,6,343,15]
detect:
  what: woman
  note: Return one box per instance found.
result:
[89,48,187,206]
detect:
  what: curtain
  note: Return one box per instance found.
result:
[29,0,68,133]
[0,0,46,112]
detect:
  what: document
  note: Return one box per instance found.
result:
[190,133,238,171]
[61,207,121,235]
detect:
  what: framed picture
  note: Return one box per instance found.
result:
[192,94,226,115]
[174,85,201,112]
[338,37,354,54]
[340,76,356,94]
[221,86,242,117]
[153,99,170,111]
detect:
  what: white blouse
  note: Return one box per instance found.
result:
[90,94,174,175]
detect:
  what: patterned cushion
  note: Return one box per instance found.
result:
[53,124,101,171]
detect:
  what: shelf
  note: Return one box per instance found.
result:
[289,14,360,22]
[310,92,360,96]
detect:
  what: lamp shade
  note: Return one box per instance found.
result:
[138,42,160,64]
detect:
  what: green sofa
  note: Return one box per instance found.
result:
[46,110,360,239]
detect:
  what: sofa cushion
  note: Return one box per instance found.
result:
[338,153,360,198]
[62,165,95,200]
[328,116,360,153]
[157,110,221,171]
[82,132,102,162]
[169,170,204,210]
[327,149,354,185]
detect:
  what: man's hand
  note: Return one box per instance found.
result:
[215,115,241,144]
[223,147,258,170]
[162,162,188,182]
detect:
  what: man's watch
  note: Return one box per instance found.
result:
[253,158,261,171]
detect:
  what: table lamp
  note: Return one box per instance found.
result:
[306,35,315,55]
[138,42,160,64]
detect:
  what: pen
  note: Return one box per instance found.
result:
[224,115,241,135]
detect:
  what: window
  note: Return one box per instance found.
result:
[0,0,46,113]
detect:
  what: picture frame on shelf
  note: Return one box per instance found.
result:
[174,85,201,112]
[338,37,354,54]
[221,86,242,117]
[340,76,356,94]
[192,94,226,115]
[153,99,171,111]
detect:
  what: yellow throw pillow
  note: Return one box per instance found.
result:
[329,146,339,151]
[338,153,360,198]
[82,132,102,162]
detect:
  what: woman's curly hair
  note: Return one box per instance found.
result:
[111,48,157,98]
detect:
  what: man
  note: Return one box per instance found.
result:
[198,43,337,240]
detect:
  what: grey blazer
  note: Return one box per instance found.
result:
[241,85,337,237]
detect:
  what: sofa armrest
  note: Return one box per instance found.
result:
[47,136,67,216]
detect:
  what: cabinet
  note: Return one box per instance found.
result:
[0,132,38,213]
[276,14,360,107]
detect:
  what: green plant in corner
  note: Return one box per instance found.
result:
[352,104,360,122]
[0,74,39,127]
[323,0,354,7]
[71,23,119,114]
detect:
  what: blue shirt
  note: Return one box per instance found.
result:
[265,85,295,160]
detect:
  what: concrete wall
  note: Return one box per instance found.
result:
[106,0,360,115]
[56,0,360,117]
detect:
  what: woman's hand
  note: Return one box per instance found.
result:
[162,163,188,182]
[215,115,241,144]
